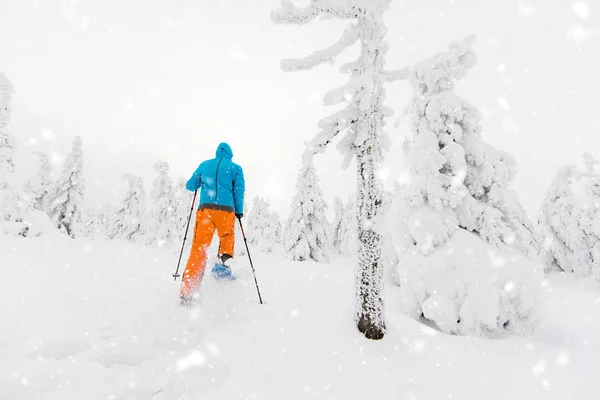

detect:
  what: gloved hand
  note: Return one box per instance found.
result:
[236,213,243,219]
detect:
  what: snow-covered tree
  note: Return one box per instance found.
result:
[0,73,15,191]
[146,161,174,246]
[271,210,283,245]
[235,202,250,256]
[391,37,544,336]
[539,157,600,278]
[82,204,112,240]
[538,166,576,268]
[0,74,55,237]
[1,189,31,234]
[108,174,146,242]
[402,36,537,258]
[81,208,100,239]
[171,178,194,243]
[273,0,401,339]
[45,136,84,238]
[247,196,279,253]
[0,73,16,222]
[0,189,55,237]
[330,196,362,257]
[23,151,52,211]
[284,164,330,262]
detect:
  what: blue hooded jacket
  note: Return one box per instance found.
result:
[186,142,245,214]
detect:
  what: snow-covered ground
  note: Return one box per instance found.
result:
[1,234,599,400]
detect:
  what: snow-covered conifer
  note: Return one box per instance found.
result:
[45,136,84,238]
[23,152,52,212]
[0,73,15,191]
[0,190,55,237]
[0,75,54,237]
[98,204,112,237]
[284,164,330,262]
[81,208,99,239]
[538,166,576,269]
[273,0,399,339]
[235,202,249,256]
[402,36,537,258]
[395,38,543,336]
[1,190,31,234]
[0,73,16,222]
[81,204,112,240]
[270,210,282,245]
[539,156,600,278]
[146,161,174,246]
[330,196,358,257]
[248,196,279,253]
[108,174,146,242]
[171,178,193,243]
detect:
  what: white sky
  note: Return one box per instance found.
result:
[1,0,598,218]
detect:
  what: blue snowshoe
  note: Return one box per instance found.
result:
[211,254,236,281]
[211,263,236,281]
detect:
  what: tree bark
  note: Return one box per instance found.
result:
[353,9,388,340]
[355,151,385,340]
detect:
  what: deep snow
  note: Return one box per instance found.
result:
[1,234,599,399]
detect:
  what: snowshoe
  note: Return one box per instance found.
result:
[211,263,236,281]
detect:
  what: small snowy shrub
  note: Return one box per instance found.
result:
[399,229,543,336]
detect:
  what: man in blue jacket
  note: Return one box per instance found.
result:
[180,142,245,305]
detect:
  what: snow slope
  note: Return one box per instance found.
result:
[1,234,599,399]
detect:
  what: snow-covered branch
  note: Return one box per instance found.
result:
[383,67,410,82]
[303,106,356,164]
[323,76,372,106]
[271,0,320,25]
[281,24,359,72]
[409,35,477,95]
[271,0,365,25]
[339,60,360,74]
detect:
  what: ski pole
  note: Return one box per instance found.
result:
[172,190,198,281]
[237,216,264,304]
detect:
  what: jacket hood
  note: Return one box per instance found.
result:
[215,142,233,160]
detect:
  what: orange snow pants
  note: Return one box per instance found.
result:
[180,208,235,298]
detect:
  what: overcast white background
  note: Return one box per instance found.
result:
[1,0,598,218]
